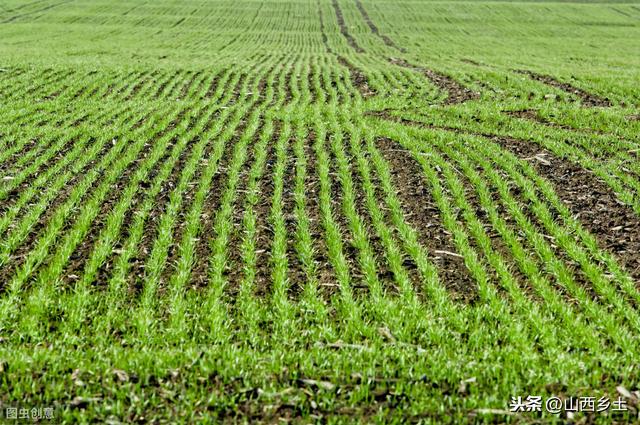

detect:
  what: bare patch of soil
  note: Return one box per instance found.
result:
[516,70,612,107]
[336,56,375,98]
[375,137,478,302]
[353,0,405,52]
[389,58,478,105]
[489,136,640,283]
[331,0,365,54]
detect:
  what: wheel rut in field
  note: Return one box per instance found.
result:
[373,112,640,286]
[516,70,612,107]
[389,58,478,105]
[375,136,478,302]
[336,56,375,99]
[353,0,405,52]
[331,0,365,54]
[490,135,640,284]
[506,109,637,148]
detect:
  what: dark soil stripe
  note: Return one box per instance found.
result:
[375,136,478,302]
[331,0,365,54]
[353,0,405,52]
[389,58,478,105]
[251,124,278,299]
[345,139,400,297]
[489,136,640,283]
[305,130,338,299]
[372,112,639,297]
[516,70,612,107]
[336,56,375,98]
[326,134,367,298]
[0,139,132,289]
[282,135,306,299]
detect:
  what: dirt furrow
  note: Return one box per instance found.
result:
[353,0,405,52]
[305,130,338,299]
[331,0,365,54]
[336,56,375,98]
[389,58,478,105]
[251,125,278,299]
[282,136,306,299]
[516,70,612,107]
[490,135,640,284]
[375,136,478,302]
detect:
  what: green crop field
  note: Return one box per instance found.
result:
[0,0,640,422]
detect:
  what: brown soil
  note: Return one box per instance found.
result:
[370,111,640,284]
[223,119,267,300]
[375,137,478,302]
[189,128,236,290]
[204,70,224,99]
[127,135,195,296]
[126,70,159,101]
[0,139,132,290]
[307,66,318,104]
[1,135,82,206]
[389,58,478,105]
[305,130,339,299]
[152,70,179,100]
[283,67,295,104]
[59,133,176,291]
[110,107,195,293]
[282,137,307,299]
[516,70,612,107]
[158,125,221,299]
[336,56,375,98]
[372,111,640,298]
[345,140,400,297]
[251,126,277,300]
[29,70,74,98]
[488,136,640,284]
[0,138,40,179]
[353,0,406,52]
[114,71,145,98]
[178,70,204,100]
[326,135,367,298]
[331,0,365,54]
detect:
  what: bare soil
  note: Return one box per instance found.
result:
[516,70,612,107]
[389,58,478,105]
[336,56,375,98]
[490,135,640,283]
[331,0,365,54]
[375,136,478,302]
[353,0,406,53]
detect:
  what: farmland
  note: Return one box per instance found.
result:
[1,0,640,422]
